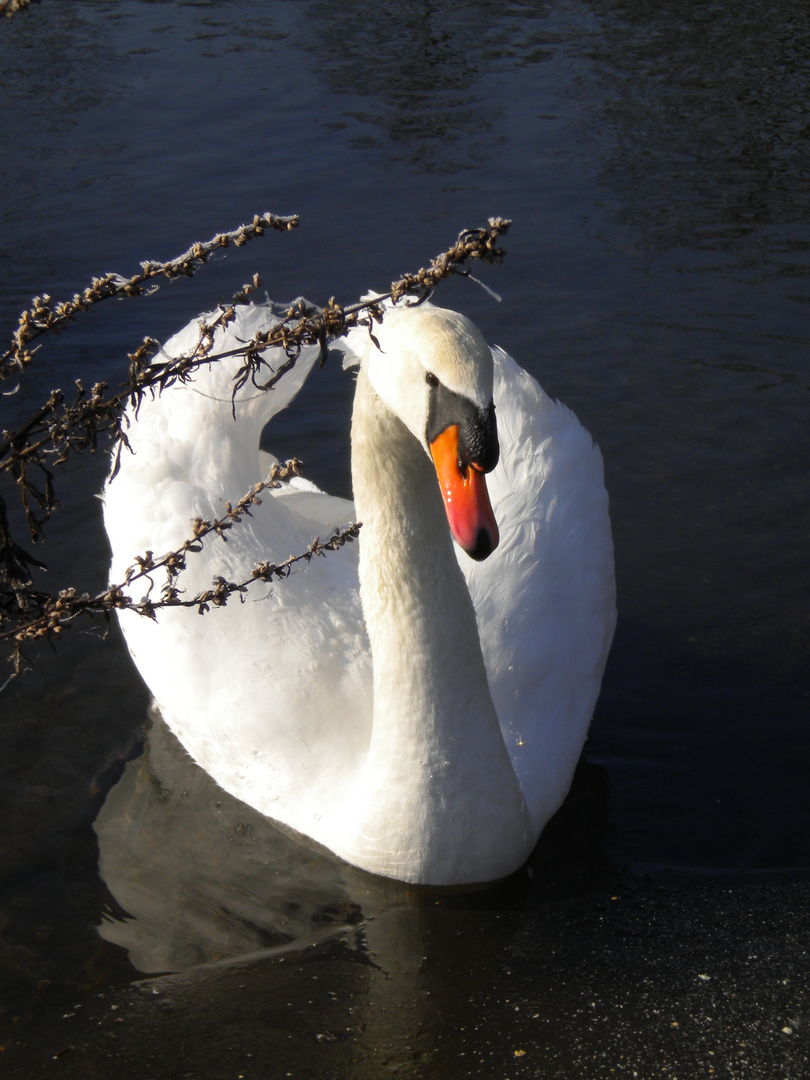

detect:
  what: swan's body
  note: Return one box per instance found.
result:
[104,300,615,885]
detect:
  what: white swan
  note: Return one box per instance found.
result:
[103,299,615,886]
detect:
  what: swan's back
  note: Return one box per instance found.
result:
[462,346,616,830]
[104,305,372,839]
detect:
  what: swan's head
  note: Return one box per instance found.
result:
[364,303,500,561]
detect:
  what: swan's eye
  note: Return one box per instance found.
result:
[425,372,439,388]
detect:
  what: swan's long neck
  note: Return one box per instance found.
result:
[344,367,530,884]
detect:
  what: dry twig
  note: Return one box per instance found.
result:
[1,0,39,16]
[0,215,511,672]
[2,459,362,664]
[1,213,299,379]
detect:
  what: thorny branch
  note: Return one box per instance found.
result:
[1,215,511,672]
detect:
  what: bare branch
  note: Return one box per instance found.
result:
[2,459,361,648]
[0,216,511,673]
[0,212,299,379]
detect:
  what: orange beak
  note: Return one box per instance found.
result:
[429,425,499,561]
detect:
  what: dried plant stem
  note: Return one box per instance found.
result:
[2,216,510,531]
[1,216,511,672]
[1,0,38,16]
[1,460,361,652]
[1,213,299,379]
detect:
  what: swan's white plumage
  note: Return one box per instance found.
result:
[104,300,615,885]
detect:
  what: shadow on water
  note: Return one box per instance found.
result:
[91,713,615,978]
[593,624,810,874]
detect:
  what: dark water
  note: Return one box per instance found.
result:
[1,0,809,1075]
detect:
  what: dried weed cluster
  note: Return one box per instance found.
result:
[1,0,38,17]
[0,214,511,675]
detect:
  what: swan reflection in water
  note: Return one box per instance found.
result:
[93,708,614,1079]
[95,710,611,979]
[95,713,495,1068]
[95,712,390,975]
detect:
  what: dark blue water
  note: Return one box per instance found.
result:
[1,1,809,1075]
